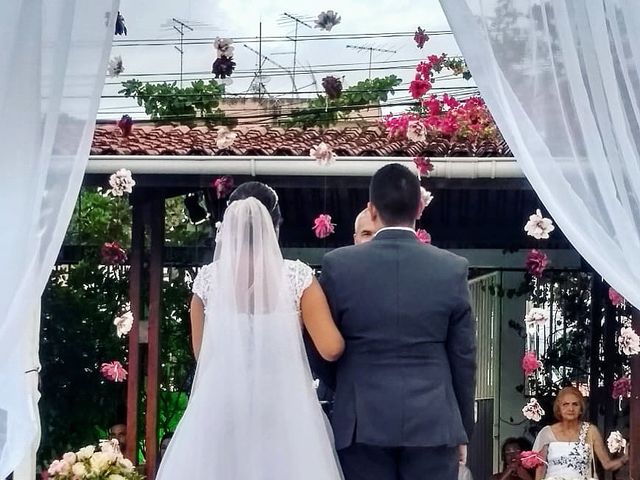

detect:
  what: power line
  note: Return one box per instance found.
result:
[111,30,454,47]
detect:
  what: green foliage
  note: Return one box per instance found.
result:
[284,75,403,128]
[40,188,202,468]
[39,261,130,465]
[119,79,233,123]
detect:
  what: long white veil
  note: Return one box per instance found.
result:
[157,197,342,480]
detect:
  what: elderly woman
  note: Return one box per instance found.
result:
[533,386,628,480]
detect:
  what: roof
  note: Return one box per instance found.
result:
[90,123,513,158]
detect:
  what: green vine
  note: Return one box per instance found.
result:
[284,75,403,128]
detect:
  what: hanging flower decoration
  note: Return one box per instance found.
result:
[612,376,631,400]
[313,214,336,239]
[212,175,234,199]
[107,168,136,197]
[310,142,337,166]
[406,120,427,143]
[522,351,542,376]
[420,187,434,208]
[416,229,431,244]
[414,156,434,178]
[322,76,343,100]
[522,398,545,422]
[100,361,128,382]
[618,325,640,356]
[524,209,555,240]
[608,287,625,307]
[107,56,125,78]
[314,10,341,31]
[607,431,627,454]
[117,114,133,137]
[113,304,134,338]
[215,126,237,149]
[114,11,127,36]
[101,242,127,265]
[524,307,549,334]
[414,27,429,49]
[519,451,545,469]
[525,249,549,278]
[212,38,236,79]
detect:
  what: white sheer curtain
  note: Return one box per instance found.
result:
[439,0,640,308]
[0,1,117,477]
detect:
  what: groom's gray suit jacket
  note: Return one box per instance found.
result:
[318,228,476,450]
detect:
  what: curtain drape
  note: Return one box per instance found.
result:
[439,0,640,309]
[0,1,117,477]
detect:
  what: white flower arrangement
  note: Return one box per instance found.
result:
[618,325,640,356]
[522,398,545,422]
[113,304,134,338]
[216,126,237,149]
[524,209,555,240]
[107,169,136,197]
[524,307,549,334]
[606,431,627,454]
[47,439,142,479]
[310,142,337,166]
[406,120,427,143]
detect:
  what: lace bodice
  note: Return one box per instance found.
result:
[534,422,592,479]
[192,259,314,311]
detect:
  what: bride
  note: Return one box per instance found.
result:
[156,182,345,479]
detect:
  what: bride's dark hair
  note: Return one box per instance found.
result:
[227,181,282,229]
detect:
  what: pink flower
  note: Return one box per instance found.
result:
[416,229,431,244]
[413,26,428,49]
[101,242,127,265]
[310,142,337,166]
[612,376,631,400]
[413,156,434,178]
[212,175,234,199]
[312,214,335,239]
[609,287,625,307]
[519,451,544,469]
[117,115,133,137]
[100,361,128,382]
[409,76,431,99]
[522,351,542,376]
[526,249,549,278]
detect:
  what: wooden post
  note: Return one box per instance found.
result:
[588,274,603,423]
[145,193,165,480]
[125,195,144,462]
[630,307,640,480]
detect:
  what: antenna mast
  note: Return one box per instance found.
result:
[346,44,397,79]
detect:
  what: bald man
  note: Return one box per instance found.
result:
[353,208,377,245]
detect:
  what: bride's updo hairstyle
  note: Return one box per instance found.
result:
[227,181,282,230]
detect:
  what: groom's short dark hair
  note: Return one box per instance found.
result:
[370,163,420,226]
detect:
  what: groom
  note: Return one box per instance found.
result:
[318,163,476,480]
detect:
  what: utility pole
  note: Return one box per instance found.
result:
[346,44,397,79]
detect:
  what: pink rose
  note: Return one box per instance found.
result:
[101,242,127,265]
[413,156,434,178]
[525,249,549,278]
[522,351,541,377]
[312,214,335,239]
[212,176,234,199]
[100,361,128,382]
[608,287,625,307]
[519,451,544,469]
[612,376,631,400]
[416,229,432,244]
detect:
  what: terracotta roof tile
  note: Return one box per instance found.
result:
[91,122,512,158]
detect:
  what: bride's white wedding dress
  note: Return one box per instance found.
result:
[156,198,343,480]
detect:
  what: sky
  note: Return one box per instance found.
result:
[99,0,474,120]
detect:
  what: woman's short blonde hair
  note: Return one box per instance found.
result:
[553,386,587,421]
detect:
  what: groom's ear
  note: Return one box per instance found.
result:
[367,202,377,222]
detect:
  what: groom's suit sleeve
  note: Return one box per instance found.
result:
[446,259,477,442]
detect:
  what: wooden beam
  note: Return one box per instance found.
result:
[125,196,144,462]
[630,307,640,479]
[145,193,165,480]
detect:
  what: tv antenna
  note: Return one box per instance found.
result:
[346,44,397,78]
[278,13,313,95]
[243,43,297,96]
[165,18,194,86]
